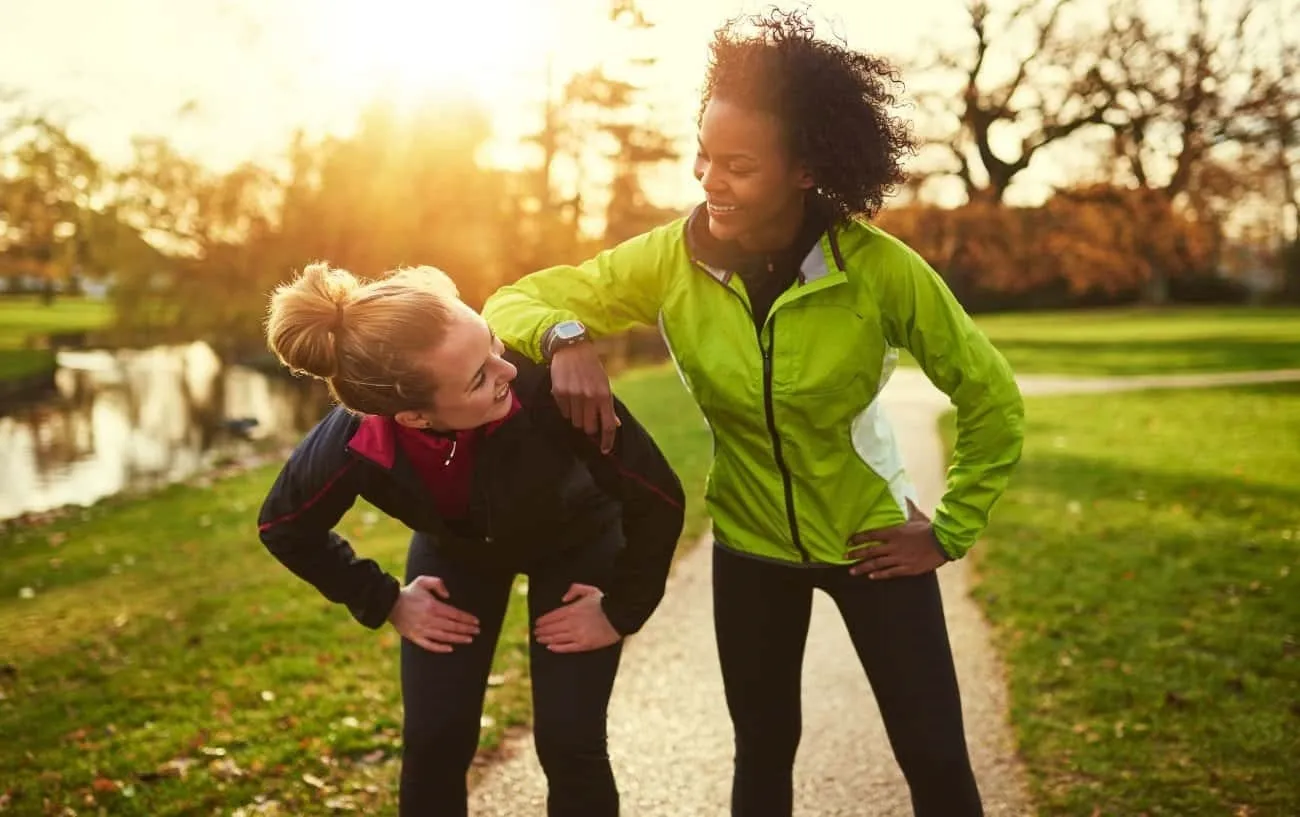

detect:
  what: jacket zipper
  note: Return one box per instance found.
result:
[700,260,810,563]
[760,315,809,562]
[477,434,495,545]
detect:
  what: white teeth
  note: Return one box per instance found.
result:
[708,203,736,213]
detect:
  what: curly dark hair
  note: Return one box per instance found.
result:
[700,8,916,221]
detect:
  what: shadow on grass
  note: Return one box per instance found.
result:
[993,335,1300,376]
[971,438,1300,813]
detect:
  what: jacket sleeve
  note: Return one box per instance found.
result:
[482,220,681,361]
[257,429,402,629]
[542,387,687,635]
[871,237,1025,559]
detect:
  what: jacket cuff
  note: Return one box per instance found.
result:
[931,518,971,561]
[353,574,403,630]
[600,596,642,637]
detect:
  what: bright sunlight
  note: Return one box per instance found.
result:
[309,0,560,113]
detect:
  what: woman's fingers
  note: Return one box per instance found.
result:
[544,638,585,653]
[847,545,905,577]
[428,614,479,636]
[429,602,479,628]
[863,564,913,580]
[415,636,454,654]
[428,627,475,645]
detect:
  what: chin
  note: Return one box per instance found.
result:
[484,397,512,424]
[707,214,744,242]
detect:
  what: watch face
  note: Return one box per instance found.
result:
[554,321,585,341]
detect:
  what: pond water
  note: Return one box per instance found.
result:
[0,342,326,521]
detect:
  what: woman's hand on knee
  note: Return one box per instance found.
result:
[388,575,481,653]
[844,500,951,579]
[534,583,622,653]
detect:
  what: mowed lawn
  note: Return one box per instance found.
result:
[963,306,1300,376]
[0,365,709,816]
[964,384,1300,815]
[0,296,114,382]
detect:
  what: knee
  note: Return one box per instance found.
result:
[730,701,800,761]
[533,716,609,773]
[403,711,481,769]
[732,718,800,773]
[893,738,974,786]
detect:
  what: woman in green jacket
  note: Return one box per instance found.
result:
[483,10,1024,816]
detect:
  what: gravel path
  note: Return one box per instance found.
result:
[468,367,1300,816]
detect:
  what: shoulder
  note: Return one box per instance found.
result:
[835,219,930,275]
[286,405,361,472]
[607,213,694,269]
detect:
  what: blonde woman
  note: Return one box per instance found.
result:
[257,262,684,817]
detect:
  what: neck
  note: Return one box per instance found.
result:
[737,195,806,254]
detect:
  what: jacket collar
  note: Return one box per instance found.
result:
[346,391,523,471]
[683,201,845,286]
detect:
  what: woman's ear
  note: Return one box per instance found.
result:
[796,163,816,190]
[394,410,429,429]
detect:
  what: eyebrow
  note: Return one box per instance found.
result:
[696,137,755,163]
[467,331,497,392]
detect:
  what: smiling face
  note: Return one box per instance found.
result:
[693,97,815,253]
[394,303,518,432]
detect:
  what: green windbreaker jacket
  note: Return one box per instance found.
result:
[484,209,1024,564]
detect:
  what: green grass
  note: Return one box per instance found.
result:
[954,307,1300,376]
[0,365,709,816]
[0,296,114,349]
[0,296,115,385]
[964,384,1300,814]
[0,349,56,382]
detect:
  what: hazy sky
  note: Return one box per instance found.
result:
[0,0,1228,208]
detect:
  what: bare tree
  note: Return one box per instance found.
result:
[908,0,1114,204]
[1098,0,1277,199]
[1094,0,1298,299]
[515,0,678,270]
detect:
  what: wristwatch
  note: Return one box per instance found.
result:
[542,320,589,361]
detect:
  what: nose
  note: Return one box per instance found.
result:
[500,359,518,384]
[696,159,724,194]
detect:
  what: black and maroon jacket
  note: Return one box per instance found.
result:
[257,351,686,636]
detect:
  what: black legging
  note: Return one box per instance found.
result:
[399,530,624,817]
[713,544,982,817]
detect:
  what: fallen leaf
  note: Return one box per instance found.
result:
[302,772,327,790]
[209,757,244,780]
[91,777,118,793]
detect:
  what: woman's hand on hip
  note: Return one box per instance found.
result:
[845,500,951,579]
[534,583,622,653]
[388,575,481,653]
[550,343,620,454]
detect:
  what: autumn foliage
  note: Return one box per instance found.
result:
[878,186,1222,309]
